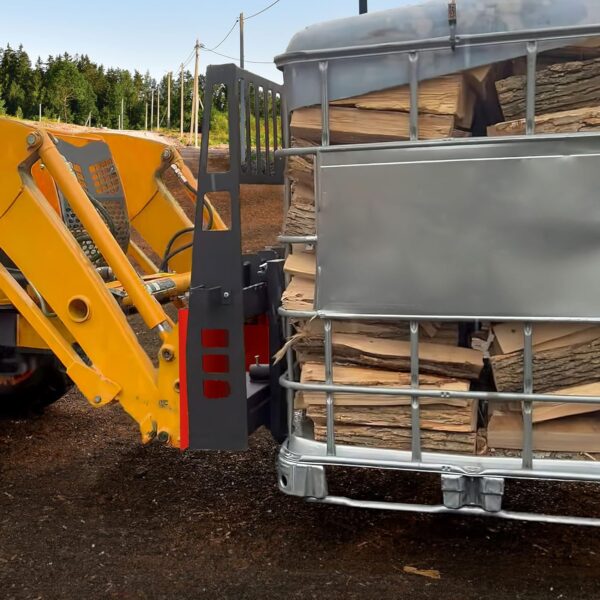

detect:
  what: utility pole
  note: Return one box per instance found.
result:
[121,97,125,130]
[167,71,172,129]
[180,63,184,137]
[239,12,245,69]
[240,13,246,162]
[190,39,200,146]
[157,86,161,130]
[150,88,154,131]
[145,101,148,131]
[39,103,42,121]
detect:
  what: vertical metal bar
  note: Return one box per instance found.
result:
[324,319,335,455]
[409,52,419,141]
[285,318,295,436]
[273,90,279,152]
[526,41,538,135]
[319,61,330,147]
[255,85,261,174]
[410,321,421,462]
[245,81,252,172]
[264,88,270,175]
[522,322,534,469]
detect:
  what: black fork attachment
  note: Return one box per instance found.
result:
[185,64,287,450]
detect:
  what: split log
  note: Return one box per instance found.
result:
[297,318,459,346]
[299,362,470,405]
[291,106,455,145]
[331,74,474,128]
[488,411,600,453]
[489,337,600,394]
[296,332,484,380]
[495,58,600,120]
[281,276,314,312]
[309,405,477,433]
[491,322,600,355]
[488,106,600,136]
[313,424,477,453]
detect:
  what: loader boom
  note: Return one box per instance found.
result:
[0,119,182,445]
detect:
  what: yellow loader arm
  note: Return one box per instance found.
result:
[0,119,182,446]
[47,129,227,274]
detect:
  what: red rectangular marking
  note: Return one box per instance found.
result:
[201,328,229,348]
[203,379,231,399]
[202,354,230,374]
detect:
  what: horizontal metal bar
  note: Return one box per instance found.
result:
[283,437,600,482]
[279,374,600,405]
[275,23,600,67]
[279,307,600,324]
[275,130,600,159]
[312,496,600,528]
[278,235,318,245]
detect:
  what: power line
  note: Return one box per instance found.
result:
[202,46,273,65]
[245,0,281,20]
[207,19,240,51]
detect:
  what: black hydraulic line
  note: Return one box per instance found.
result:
[160,241,194,272]
[180,176,215,231]
[160,227,195,270]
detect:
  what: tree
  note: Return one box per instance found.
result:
[45,57,96,123]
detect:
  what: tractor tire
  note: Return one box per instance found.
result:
[0,356,72,415]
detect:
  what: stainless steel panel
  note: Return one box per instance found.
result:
[316,136,600,320]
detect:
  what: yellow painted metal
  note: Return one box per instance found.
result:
[17,313,74,350]
[35,130,172,333]
[128,240,160,275]
[50,129,227,273]
[107,272,191,308]
[0,118,181,446]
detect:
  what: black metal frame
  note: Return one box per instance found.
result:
[186,64,286,450]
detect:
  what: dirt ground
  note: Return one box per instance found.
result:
[3,179,600,600]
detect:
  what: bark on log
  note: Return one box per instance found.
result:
[490,337,600,394]
[495,58,600,120]
[488,106,600,136]
[296,333,484,380]
[309,404,477,432]
[313,424,477,453]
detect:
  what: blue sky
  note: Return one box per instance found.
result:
[0,0,410,82]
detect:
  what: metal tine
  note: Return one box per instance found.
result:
[245,81,252,172]
[255,85,262,175]
[319,61,330,146]
[324,319,336,455]
[273,90,279,154]
[522,322,534,469]
[264,88,270,176]
[286,318,295,436]
[526,41,538,135]
[410,321,422,462]
[409,52,419,141]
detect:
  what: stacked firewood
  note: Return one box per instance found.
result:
[283,40,600,455]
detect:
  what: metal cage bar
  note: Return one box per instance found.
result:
[324,319,335,455]
[526,42,538,135]
[410,321,421,462]
[409,52,419,142]
[274,24,600,519]
[522,323,534,469]
[319,61,330,147]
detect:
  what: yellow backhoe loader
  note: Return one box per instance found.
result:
[5,2,600,527]
[0,118,227,441]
